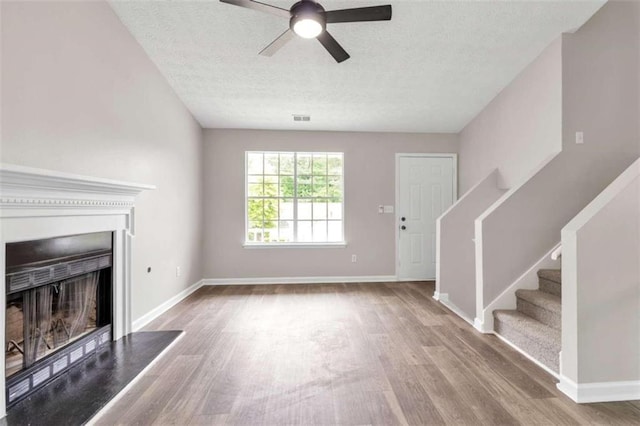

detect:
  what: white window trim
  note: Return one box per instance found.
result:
[244,151,345,246]
[243,242,347,249]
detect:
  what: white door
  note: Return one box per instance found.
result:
[397,155,455,280]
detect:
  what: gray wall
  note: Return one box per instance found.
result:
[437,170,505,320]
[562,163,640,389]
[576,178,640,383]
[1,1,204,321]
[574,177,640,384]
[202,129,458,279]
[449,34,563,321]
[458,0,639,319]
[561,0,640,190]
[559,0,640,388]
[459,38,563,193]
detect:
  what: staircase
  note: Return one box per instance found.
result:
[493,269,561,373]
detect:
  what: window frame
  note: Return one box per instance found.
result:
[244,150,346,248]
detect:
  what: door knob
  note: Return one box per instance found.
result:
[401,225,406,230]
[401,217,406,222]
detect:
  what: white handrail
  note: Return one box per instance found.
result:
[551,245,562,260]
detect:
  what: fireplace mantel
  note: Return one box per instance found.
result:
[1,163,155,215]
[0,163,154,417]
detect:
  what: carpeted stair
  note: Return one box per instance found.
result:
[493,269,561,373]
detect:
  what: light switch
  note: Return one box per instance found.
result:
[576,131,584,144]
[378,205,384,214]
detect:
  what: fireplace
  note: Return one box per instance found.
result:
[0,163,154,417]
[5,232,114,406]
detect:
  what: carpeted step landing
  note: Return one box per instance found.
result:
[493,268,561,373]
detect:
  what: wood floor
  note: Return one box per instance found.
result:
[96,282,640,425]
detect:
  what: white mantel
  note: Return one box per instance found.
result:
[0,163,154,417]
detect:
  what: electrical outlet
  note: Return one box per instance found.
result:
[351,254,357,263]
[176,266,181,277]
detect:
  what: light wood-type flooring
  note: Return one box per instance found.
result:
[96,282,640,425]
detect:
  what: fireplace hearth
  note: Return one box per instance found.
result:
[5,232,114,406]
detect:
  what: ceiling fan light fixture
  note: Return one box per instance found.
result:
[292,18,323,38]
[289,1,326,39]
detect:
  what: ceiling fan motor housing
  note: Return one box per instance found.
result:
[290,1,327,35]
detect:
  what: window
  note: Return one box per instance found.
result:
[246,151,344,245]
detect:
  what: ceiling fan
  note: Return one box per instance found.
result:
[220,0,392,63]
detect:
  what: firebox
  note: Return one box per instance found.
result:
[4,232,113,407]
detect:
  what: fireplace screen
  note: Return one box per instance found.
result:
[6,272,100,377]
[5,232,113,391]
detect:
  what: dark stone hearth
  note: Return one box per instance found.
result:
[6,331,182,425]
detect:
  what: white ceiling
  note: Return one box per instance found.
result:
[109,0,605,133]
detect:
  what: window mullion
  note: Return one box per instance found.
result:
[262,154,266,242]
[293,153,298,243]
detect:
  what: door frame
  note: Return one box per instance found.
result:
[395,153,458,281]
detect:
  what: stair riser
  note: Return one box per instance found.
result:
[538,269,561,284]
[494,319,559,372]
[517,299,561,330]
[538,277,561,297]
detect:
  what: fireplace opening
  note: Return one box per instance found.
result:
[5,232,113,406]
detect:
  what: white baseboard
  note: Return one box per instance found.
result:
[87,331,185,425]
[203,275,397,285]
[474,317,491,334]
[132,280,204,331]
[557,376,640,403]
[433,291,445,301]
[436,293,474,326]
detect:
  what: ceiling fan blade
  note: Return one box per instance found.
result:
[219,0,290,18]
[324,5,392,24]
[317,31,350,63]
[259,29,295,57]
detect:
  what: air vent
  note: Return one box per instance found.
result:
[293,115,310,122]
[33,269,52,285]
[8,378,30,402]
[68,261,85,276]
[99,331,111,345]
[53,264,68,280]
[70,347,84,364]
[32,366,51,387]
[85,339,96,353]
[84,258,99,272]
[52,357,68,375]
[6,253,112,294]
[9,274,31,292]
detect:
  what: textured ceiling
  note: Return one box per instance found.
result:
[109,0,605,133]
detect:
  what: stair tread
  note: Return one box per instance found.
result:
[493,309,560,348]
[516,289,561,313]
[538,269,561,284]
